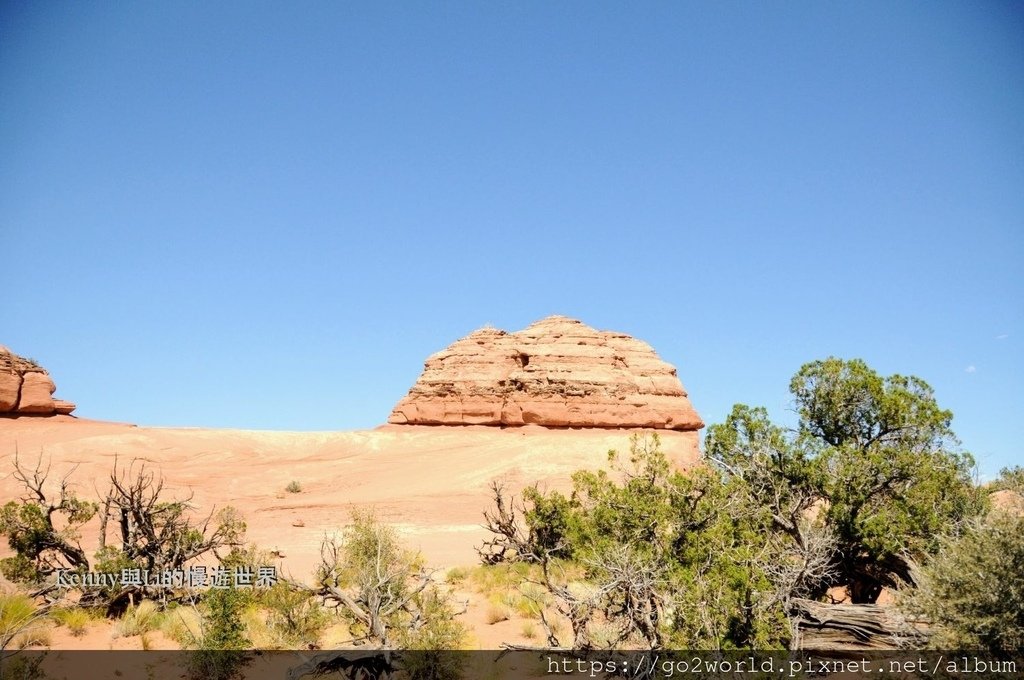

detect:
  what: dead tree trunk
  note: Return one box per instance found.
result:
[790,598,927,651]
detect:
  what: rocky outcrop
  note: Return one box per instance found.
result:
[389,316,703,430]
[0,346,76,416]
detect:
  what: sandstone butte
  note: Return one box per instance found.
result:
[0,345,76,416]
[389,315,704,436]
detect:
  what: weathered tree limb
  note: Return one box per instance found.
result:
[790,598,927,651]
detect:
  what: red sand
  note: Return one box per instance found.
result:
[0,416,699,578]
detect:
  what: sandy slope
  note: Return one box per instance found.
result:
[0,416,699,579]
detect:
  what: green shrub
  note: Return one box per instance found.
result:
[201,587,250,650]
[506,434,790,649]
[396,586,468,650]
[188,587,251,680]
[992,466,1024,494]
[261,583,328,648]
[0,554,40,584]
[901,512,1024,652]
[0,491,96,584]
[316,509,467,650]
[465,562,538,593]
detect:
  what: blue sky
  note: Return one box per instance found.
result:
[2,2,1021,478]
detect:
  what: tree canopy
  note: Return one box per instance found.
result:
[706,357,983,602]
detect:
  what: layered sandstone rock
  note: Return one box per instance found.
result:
[389,316,703,431]
[0,346,76,416]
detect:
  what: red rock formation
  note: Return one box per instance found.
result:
[389,316,703,431]
[0,346,76,416]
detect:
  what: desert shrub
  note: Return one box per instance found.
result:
[91,545,139,604]
[397,586,467,650]
[188,648,249,680]
[0,456,96,583]
[489,434,803,649]
[115,600,160,637]
[465,562,539,594]
[394,588,469,680]
[103,461,247,604]
[235,605,277,649]
[188,587,251,680]
[900,512,1024,652]
[0,555,38,585]
[51,607,96,637]
[261,582,328,648]
[220,542,273,572]
[0,455,248,614]
[518,582,547,614]
[0,655,46,680]
[285,481,302,494]
[316,509,466,648]
[505,589,540,619]
[201,587,250,650]
[992,465,1024,494]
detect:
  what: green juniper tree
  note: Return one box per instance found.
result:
[707,357,983,603]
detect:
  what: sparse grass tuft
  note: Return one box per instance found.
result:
[495,590,541,619]
[483,604,508,625]
[115,601,160,638]
[466,562,536,593]
[518,582,548,618]
[445,566,470,584]
[160,606,203,648]
[285,481,302,494]
[462,562,566,631]
[521,621,537,639]
[240,606,278,649]
[14,624,52,649]
[51,607,97,637]
[589,621,620,649]
[1,593,48,650]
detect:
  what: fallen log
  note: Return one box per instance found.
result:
[791,598,928,651]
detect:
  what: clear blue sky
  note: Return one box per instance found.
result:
[2,2,1021,478]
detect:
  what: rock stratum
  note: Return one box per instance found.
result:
[0,346,76,416]
[389,316,703,431]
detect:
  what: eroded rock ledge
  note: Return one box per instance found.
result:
[0,346,76,416]
[389,316,703,430]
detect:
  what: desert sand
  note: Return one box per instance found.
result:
[0,416,699,580]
